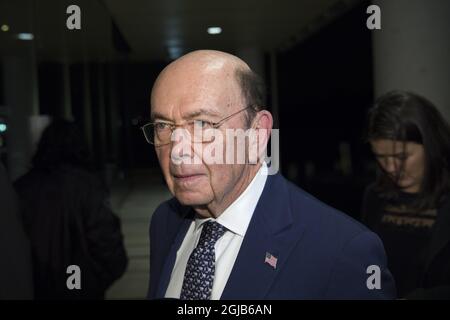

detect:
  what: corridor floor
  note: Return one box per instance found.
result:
[106,169,171,299]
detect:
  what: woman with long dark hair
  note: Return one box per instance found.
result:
[363,90,450,299]
[14,119,128,299]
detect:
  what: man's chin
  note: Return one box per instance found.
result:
[174,191,211,207]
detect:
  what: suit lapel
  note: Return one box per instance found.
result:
[221,174,306,299]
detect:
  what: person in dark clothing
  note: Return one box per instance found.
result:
[0,162,33,299]
[14,119,128,299]
[362,90,450,299]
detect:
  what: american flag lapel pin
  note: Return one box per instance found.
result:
[264,252,278,269]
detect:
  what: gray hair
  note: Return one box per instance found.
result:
[235,68,266,126]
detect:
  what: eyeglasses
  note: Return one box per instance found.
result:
[141,106,252,146]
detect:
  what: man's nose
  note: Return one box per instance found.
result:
[170,128,201,165]
[170,128,192,158]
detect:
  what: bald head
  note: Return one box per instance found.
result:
[170,49,250,69]
[150,50,264,122]
[155,50,251,87]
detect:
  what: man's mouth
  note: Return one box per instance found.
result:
[173,173,205,183]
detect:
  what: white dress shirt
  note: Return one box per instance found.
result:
[164,163,268,300]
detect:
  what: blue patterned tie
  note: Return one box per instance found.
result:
[180,221,227,300]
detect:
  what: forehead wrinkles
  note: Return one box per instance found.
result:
[152,61,245,116]
[189,71,243,105]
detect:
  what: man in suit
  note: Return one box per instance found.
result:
[146,50,396,299]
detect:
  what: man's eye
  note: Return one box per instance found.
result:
[155,123,170,130]
[194,120,212,128]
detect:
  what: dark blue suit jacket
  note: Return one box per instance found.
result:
[148,173,396,299]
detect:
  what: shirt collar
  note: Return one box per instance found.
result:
[194,163,268,237]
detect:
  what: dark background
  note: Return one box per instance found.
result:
[1,0,448,221]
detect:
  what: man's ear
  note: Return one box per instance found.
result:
[254,110,273,131]
[249,110,273,163]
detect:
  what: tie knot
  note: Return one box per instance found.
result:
[197,221,226,248]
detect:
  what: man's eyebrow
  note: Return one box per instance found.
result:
[151,108,222,122]
[183,108,222,119]
[151,112,172,122]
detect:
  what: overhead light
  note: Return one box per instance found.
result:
[0,124,7,133]
[17,33,34,40]
[1,24,9,32]
[207,27,222,35]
